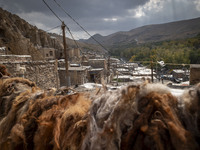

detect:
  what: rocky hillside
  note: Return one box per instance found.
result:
[0,8,63,60]
[0,8,105,60]
[83,17,200,47]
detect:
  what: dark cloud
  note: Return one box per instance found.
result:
[1,0,149,19]
[1,0,200,39]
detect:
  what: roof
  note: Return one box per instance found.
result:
[70,64,80,67]
[90,68,103,71]
[190,64,200,68]
[89,59,105,61]
[117,68,129,72]
[172,69,185,73]
[59,66,88,71]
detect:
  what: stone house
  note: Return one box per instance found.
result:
[190,64,200,85]
[88,59,107,69]
[172,69,185,79]
[88,68,104,83]
[40,48,56,60]
[68,48,80,59]
[58,65,89,87]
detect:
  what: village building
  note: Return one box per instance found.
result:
[55,49,64,59]
[190,64,200,85]
[113,75,133,83]
[111,61,138,77]
[56,48,81,62]
[58,64,89,87]
[110,57,120,63]
[171,69,189,82]
[172,69,185,78]
[116,68,131,75]
[81,55,89,66]
[88,59,107,68]
[68,48,81,61]
[40,47,56,60]
[133,67,155,76]
[87,58,108,83]
[88,68,104,83]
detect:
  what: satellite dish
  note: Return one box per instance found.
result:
[157,61,165,67]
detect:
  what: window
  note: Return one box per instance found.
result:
[49,51,53,56]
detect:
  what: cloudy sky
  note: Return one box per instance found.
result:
[1,0,200,39]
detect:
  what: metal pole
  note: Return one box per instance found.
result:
[61,22,69,87]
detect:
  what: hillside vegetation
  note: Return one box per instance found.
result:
[110,34,200,64]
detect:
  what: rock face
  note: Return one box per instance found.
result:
[0,8,63,60]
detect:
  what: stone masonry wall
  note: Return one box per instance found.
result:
[1,61,60,89]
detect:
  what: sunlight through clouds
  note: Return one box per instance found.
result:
[103,18,118,22]
[134,7,146,18]
[194,0,200,11]
[129,0,165,18]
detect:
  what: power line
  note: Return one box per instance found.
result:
[42,0,81,51]
[43,0,70,87]
[42,0,62,22]
[65,25,79,49]
[45,25,61,32]
[65,29,84,55]
[53,0,109,53]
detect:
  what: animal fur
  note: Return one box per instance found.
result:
[0,64,10,78]
[82,82,200,150]
[0,77,91,150]
[0,76,200,150]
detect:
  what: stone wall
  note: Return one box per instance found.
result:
[0,55,32,62]
[1,61,60,89]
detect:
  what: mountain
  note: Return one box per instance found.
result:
[83,17,200,47]
[48,33,105,54]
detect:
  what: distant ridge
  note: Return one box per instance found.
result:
[82,17,200,46]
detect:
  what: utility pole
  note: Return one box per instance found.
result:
[107,56,110,83]
[61,22,69,87]
[151,61,154,83]
[55,59,59,89]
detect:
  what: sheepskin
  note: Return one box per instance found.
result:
[82,83,200,150]
[0,77,91,150]
[0,75,200,150]
[0,64,10,78]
